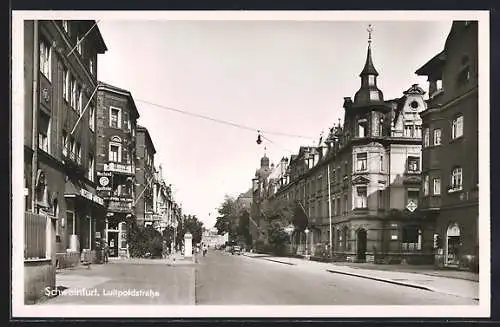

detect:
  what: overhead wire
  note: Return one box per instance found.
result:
[135,99,314,140]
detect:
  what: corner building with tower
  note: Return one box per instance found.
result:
[254,29,435,264]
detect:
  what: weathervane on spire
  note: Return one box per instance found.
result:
[367,24,374,46]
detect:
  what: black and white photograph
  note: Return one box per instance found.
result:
[11,10,490,318]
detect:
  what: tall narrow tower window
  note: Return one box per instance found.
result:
[368,75,375,86]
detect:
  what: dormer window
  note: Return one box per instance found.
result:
[369,91,379,101]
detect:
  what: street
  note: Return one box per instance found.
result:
[195,250,475,305]
[43,250,476,305]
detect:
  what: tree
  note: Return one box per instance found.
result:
[237,209,252,246]
[267,223,289,256]
[214,196,237,236]
[178,214,204,245]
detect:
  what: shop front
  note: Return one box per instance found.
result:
[64,180,105,265]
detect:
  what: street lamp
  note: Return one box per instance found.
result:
[284,224,294,265]
[304,228,310,256]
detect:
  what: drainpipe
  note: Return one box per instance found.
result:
[31,20,39,213]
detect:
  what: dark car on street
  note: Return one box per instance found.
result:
[231,245,242,255]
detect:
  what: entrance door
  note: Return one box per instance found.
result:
[108,232,119,257]
[446,223,461,267]
[357,229,367,262]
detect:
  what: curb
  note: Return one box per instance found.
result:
[326,269,479,301]
[263,258,296,265]
[326,269,433,291]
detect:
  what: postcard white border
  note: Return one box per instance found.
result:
[11,10,490,318]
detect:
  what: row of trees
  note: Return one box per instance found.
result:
[125,214,204,258]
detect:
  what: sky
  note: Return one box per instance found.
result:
[95,18,452,228]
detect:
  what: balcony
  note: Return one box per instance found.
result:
[104,162,134,175]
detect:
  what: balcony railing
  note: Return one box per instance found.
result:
[104,162,134,175]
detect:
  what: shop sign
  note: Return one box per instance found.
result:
[406,200,418,212]
[108,196,133,203]
[80,188,104,206]
[97,171,112,177]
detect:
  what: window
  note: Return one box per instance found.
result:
[407,156,420,172]
[63,69,70,102]
[424,175,429,196]
[433,178,441,195]
[69,137,76,161]
[407,190,419,207]
[71,79,77,109]
[344,195,348,214]
[423,128,430,147]
[378,190,384,209]
[76,35,82,55]
[62,130,68,156]
[88,104,95,131]
[76,142,81,164]
[88,154,94,182]
[433,129,442,145]
[358,119,368,137]
[356,153,367,172]
[452,115,464,139]
[356,186,367,208]
[110,107,121,128]
[369,91,379,101]
[415,125,422,138]
[380,155,384,171]
[368,75,375,86]
[123,147,129,164]
[402,226,422,251]
[451,167,463,191]
[77,86,83,114]
[404,124,414,137]
[39,38,51,80]
[89,58,94,75]
[109,143,121,162]
[62,20,69,33]
[38,111,50,153]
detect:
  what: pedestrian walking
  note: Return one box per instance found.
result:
[202,243,208,256]
[103,240,109,263]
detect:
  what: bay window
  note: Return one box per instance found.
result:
[433,178,441,195]
[433,128,442,145]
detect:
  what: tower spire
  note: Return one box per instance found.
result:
[367,24,373,47]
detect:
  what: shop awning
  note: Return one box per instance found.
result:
[64,180,105,208]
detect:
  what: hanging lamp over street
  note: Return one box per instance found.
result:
[256,130,262,145]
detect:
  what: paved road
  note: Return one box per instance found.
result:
[195,250,476,305]
[44,260,195,305]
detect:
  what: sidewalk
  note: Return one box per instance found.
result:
[243,253,479,301]
[43,257,196,305]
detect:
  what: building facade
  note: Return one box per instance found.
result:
[24,20,108,268]
[135,125,157,227]
[416,21,479,271]
[152,165,174,232]
[95,82,140,258]
[257,32,435,264]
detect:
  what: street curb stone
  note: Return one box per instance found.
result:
[325,269,432,291]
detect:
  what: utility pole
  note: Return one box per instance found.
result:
[327,163,333,259]
[31,20,39,213]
